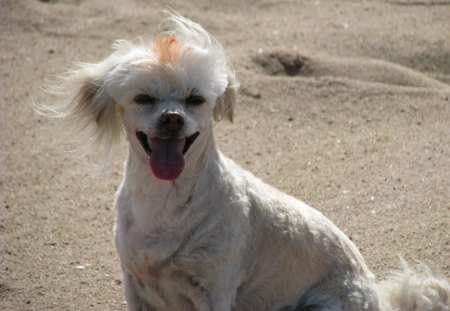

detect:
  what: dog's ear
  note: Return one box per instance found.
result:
[214,71,239,122]
[71,70,120,133]
[49,63,122,163]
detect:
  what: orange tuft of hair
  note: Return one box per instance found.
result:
[153,35,181,64]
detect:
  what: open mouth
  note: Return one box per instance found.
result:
[135,131,200,156]
[135,131,200,181]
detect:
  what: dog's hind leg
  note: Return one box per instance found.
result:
[293,278,380,311]
[277,303,324,311]
[293,295,379,311]
[296,307,316,311]
[293,301,343,311]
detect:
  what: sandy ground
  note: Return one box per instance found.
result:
[1,0,449,310]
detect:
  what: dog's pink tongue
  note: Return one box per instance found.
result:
[150,137,185,181]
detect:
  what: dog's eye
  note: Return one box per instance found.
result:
[134,94,156,105]
[186,94,205,106]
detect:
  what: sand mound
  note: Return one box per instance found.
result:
[253,49,450,90]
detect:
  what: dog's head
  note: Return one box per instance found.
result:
[55,13,238,180]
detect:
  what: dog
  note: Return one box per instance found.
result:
[50,12,450,311]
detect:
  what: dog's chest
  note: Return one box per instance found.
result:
[120,220,221,310]
[124,224,177,272]
[115,175,242,309]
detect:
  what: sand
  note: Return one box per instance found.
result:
[1,0,449,310]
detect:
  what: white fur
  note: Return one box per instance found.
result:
[378,260,450,311]
[52,12,449,311]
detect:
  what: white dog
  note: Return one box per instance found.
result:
[52,12,449,311]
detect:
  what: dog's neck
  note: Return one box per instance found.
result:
[123,128,220,233]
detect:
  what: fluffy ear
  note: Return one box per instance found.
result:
[214,70,239,122]
[47,63,122,163]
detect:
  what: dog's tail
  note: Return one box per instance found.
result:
[377,259,450,311]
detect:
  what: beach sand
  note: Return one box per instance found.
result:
[1,0,449,309]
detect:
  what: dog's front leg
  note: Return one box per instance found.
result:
[206,288,235,311]
[211,297,232,311]
[123,273,156,311]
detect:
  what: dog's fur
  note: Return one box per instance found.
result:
[51,12,450,311]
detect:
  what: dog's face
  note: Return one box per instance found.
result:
[116,36,231,180]
[60,15,238,180]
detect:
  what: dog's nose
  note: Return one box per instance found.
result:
[160,112,184,131]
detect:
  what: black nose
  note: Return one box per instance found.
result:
[159,112,184,131]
